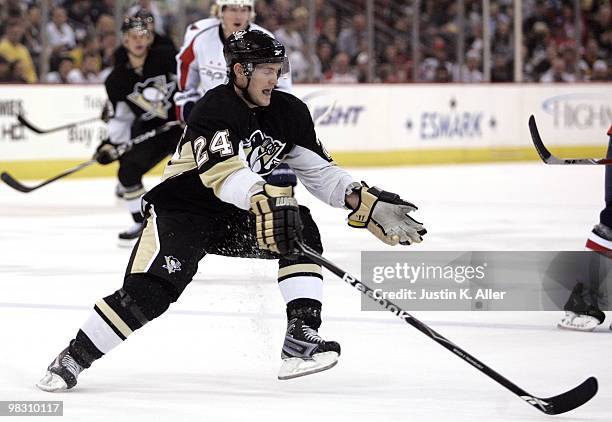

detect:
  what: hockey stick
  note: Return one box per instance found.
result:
[1,121,181,193]
[295,241,598,415]
[17,113,101,135]
[529,115,612,165]
[1,159,96,193]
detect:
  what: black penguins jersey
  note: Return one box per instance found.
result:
[144,83,356,214]
[105,45,177,143]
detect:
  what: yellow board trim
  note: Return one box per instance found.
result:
[0,145,605,180]
[331,145,607,167]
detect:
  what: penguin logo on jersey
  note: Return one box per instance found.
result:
[246,130,286,175]
[127,75,176,120]
[162,255,182,274]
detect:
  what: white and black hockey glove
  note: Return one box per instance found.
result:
[347,183,427,246]
[173,89,201,122]
[93,138,120,165]
[250,184,303,256]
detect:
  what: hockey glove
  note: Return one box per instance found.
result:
[348,183,427,245]
[250,184,302,256]
[94,138,120,165]
[173,89,201,122]
[100,100,114,123]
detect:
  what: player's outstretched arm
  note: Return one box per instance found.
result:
[345,183,427,246]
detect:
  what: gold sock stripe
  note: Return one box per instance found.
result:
[94,299,133,338]
[123,187,147,200]
[278,263,322,279]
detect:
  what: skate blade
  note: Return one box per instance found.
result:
[35,372,68,392]
[557,322,598,332]
[278,351,339,380]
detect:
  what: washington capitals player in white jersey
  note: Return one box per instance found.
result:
[174,0,296,186]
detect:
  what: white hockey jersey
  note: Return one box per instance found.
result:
[176,18,292,98]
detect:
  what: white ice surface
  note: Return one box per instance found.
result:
[1,163,611,422]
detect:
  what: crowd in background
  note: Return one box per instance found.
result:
[0,0,610,84]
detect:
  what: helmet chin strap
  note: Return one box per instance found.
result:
[234,64,258,106]
[240,78,257,106]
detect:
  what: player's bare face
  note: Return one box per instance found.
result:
[123,30,151,58]
[221,6,250,37]
[247,63,281,107]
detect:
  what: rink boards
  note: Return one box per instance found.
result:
[0,83,609,179]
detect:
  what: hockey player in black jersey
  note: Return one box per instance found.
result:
[36,30,427,391]
[94,15,182,244]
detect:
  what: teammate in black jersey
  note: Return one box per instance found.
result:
[112,8,177,67]
[94,15,182,244]
[36,30,427,391]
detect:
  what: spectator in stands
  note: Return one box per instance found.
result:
[317,41,334,75]
[355,51,370,83]
[324,51,358,83]
[67,0,95,26]
[80,52,102,83]
[420,37,452,81]
[559,42,586,81]
[582,38,602,72]
[274,7,307,57]
[0,1,22,21]
[337,13,366,60]
[318,16,338,54]
[491,54,512,82]
[492,18,512,65]
[275,7,314,82]
[95,13,115,35]
[24,4,42,73]
[540,56,576,83]
[433,63,452,83]
[47,7,76,53]
[377,63,399,83]
[100,31,117,70]
[45,54,83,84]
[588,2,610,51]
[10,58,29,83]
[590,60,609,82]
[71,34,100,70]
[0,54,12,83]
[524,21,551,79]
[0,17,37,83]
[453,49,483,83]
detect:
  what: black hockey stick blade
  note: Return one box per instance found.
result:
[529,115,612,165]
[1,159,96,193]
[528,115,552,162]
[295,241,598,415]
[1,171,36,192]
[524,376,598,415]
[17,113,100,135]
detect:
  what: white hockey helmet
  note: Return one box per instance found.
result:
[215,0,255,9]
[214,0,256,21]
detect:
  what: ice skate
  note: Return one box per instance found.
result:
[278,318,340,380]
[115,182,128,199]
[118,221,144,247]
[36,346,83,392]
[558,282,605,332]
